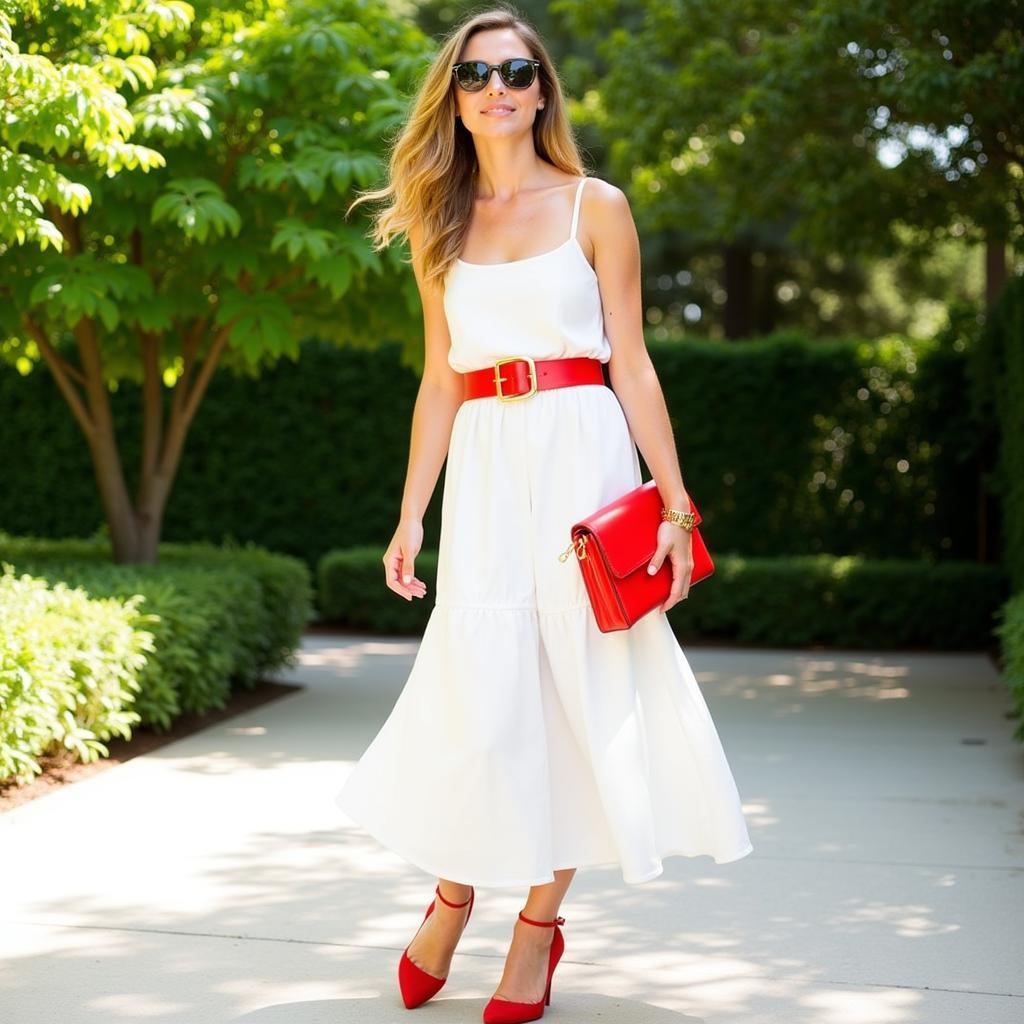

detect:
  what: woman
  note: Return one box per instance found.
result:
[336,7,753,1022]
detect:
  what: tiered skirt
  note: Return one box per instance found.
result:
[335,383,753,885]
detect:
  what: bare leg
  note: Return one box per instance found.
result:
[404,878,474,979]
[489,868,576,1004]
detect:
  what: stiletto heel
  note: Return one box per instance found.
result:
[482,910,566,1024]
[398,883,475,1009]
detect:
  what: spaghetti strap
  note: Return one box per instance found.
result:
[569,176,587,241]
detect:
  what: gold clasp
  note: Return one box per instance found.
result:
[558,535,588,562]
[494,355,537,402]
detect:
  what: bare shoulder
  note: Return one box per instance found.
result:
[578,176,637,262]
[581,174,625,201]
[581,175,632,225]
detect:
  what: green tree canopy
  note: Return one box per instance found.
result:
[556,0,1023,328]
[0,0,432,562]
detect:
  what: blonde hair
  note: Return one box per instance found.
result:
[346,4,588,288]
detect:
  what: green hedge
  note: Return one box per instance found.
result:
[318,546,1008,651]
[0,330,989,582]
[0,534,313,736]
[994,592,1024,741]
[970,275,1024,742]
[973,276,1024,591]
[0,567,155,785]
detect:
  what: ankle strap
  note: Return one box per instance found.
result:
[435,883,473,909]
[518,910,566,927]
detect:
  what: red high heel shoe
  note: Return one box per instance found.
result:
[398,883,475,1009]
[481,910,566,1024]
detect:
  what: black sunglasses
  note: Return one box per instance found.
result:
[451,57,541,92]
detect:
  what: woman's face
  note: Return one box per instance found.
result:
[452,28,544,135]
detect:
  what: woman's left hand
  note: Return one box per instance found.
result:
[647,520,694,612]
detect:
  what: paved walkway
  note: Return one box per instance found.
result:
[1,634,1021,1024]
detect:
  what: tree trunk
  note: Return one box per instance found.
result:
[754,251,778,336]
[976,230,1009,565]
[723,242,754,339]
[985,233,1008,309]
[32,317,231,565]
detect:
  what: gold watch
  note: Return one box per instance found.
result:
[661,507,696,531]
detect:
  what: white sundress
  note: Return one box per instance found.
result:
[334,175,754,886]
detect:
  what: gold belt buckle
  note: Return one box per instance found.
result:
[493,355,538,402]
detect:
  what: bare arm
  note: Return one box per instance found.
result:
[587,180,691,512]
[587,180,694,608]
[398,222,465,521]
[383,222,465,601]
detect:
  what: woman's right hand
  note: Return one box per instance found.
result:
[383,518,428,601]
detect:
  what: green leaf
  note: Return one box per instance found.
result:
[270,218,338,262]
[213,288,295,361]
[304,254,354,300]
[151,178,242,242]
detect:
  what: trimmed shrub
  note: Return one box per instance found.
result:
[317,546,1008,651]
[994,592,1024,741]
[0,534,313,733]
[0,567,155,785]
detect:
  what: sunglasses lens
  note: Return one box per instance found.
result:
[455,61,489,90]
[502,59,536,88]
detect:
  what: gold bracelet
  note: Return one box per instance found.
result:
[661,507,696,531]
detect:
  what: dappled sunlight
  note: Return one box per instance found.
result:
[692,875,733,888]
[800,987,922,1023]
[738,800,779,828]
[797,658,911,700]
[89,992,192,1018]
[832,900,960,938]
[837,661,913,679]
[296,639,421,669]
[692,649,978,708]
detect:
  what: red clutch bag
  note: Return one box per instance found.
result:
[558,480,714,632]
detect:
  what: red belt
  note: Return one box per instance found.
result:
[463,355,605,403]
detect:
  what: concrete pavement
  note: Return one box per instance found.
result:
[1,634,1021,1024]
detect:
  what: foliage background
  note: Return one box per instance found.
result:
[0,330,987,572]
